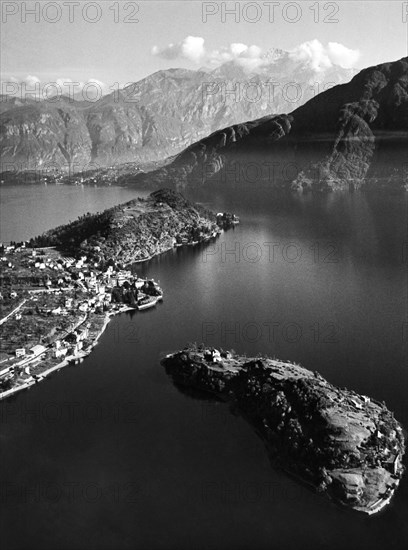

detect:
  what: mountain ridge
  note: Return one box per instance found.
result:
[0,53,356,175]
[125,57,408,193]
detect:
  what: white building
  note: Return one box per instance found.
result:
[29,344,47,356]
[54,347,68,359]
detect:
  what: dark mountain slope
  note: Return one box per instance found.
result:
[127,57,407,193]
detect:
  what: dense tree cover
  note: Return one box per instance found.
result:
[27,190,218,263]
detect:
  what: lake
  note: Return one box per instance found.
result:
[0,184,149,243]
[0,185,407,550]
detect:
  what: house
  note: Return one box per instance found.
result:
[350,398,363,410]
[85,273,97,288]
[51,307,62,315]
[73,342,83,355]
[15,348,26,358]
[10,291,17,299]
[0,367,12,379]
[29,344,47,356]
[54,347,68,359]
[79,326,89,340]
[205,349,221,362]
[78,302,89,312]
[392,454,400,475]
[65,298,73,308]
[386,453,401,476]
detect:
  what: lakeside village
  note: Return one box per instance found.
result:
[0,242,163,400]
[0,212,239,400]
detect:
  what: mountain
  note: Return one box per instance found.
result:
[128,57,408,193]
[0,50,355,175]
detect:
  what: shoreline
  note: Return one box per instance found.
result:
[162,347,405,516]
[125,232,220,265]
[131,244,174,264]
[0,229,217,402]
[0,305,138,402]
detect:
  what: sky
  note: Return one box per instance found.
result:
[1,0,407,95]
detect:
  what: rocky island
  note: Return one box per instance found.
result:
[0,190,237,400]
[162,345,405,514]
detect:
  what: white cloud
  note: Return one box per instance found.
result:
[180,36,205,63]
[152,36,360,74]
[25,75,41,87]
[230,43,248,57]
[289,40,331,71]
[289,39,360,71]
[327,42,361,69]
[152,36,205,63]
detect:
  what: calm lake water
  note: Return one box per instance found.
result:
[0,184,149,242]
[0,185,407,550]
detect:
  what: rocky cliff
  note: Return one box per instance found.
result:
[162,346,405,514]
